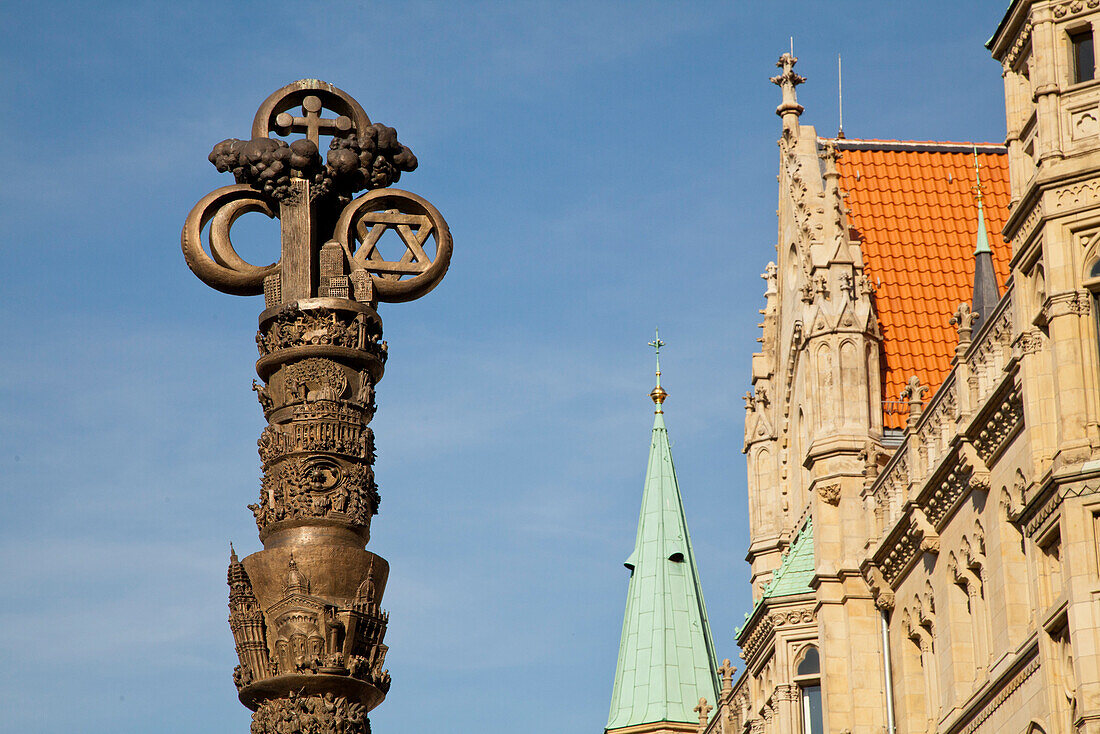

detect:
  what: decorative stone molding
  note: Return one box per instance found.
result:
[911,508,940,554]
[769,607,815,627]
[870,438,910,532]
[1024,482,1100,536]
[738,612,774,661]
[774,684,800,702]
[1003,20,1033,70]
[1041,290,1091,322]
[1053,179,1100,211]
[1013,328,1044,356]
[956,656,1040,734]
[1013,200,1042,247]
[901,375,928,430]
[972,384,1024,465]
[878,516,920,587]
[966,290,1014,406]
[915,373,957,475]
[918,462,970,530]
[1052,0,1100,20]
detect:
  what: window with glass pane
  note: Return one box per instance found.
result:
[1072,29,1095,83]
[801,685,823,734]
[796,647,822,734]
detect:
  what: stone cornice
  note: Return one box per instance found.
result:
[1021,476,1100,536]
[988,0,1030,58]
[940,638,1040,734]
[965,373,1023,466]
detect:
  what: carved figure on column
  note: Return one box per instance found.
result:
[182,79,453,731]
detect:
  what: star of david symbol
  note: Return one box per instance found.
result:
[334,189,453,303]
[347,208,436,282]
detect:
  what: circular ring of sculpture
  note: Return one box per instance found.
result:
[182,185,280,296]
[252,80,372,141]
[334,188,453,303]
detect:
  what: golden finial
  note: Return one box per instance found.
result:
[972,146,986,206]
[648,328,668,411]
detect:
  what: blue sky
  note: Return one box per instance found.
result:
[0,2,1011,732]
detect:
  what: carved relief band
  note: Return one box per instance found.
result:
[182,79,453,731]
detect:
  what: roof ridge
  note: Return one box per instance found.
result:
[821,138,1007,154]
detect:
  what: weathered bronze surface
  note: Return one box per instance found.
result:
[183,79,452,733]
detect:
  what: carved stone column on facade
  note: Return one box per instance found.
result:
[182,80,452,732]
[1041,291,1093,462]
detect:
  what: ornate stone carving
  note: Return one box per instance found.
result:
[900,375,927,430]
[770,52,805,119]
[769,607,814,626]
[229,547,274,689]
[1054,179,1100,212]
[1003,20,1033,70]
[951,302,980,345]
[1041,290,1091,322]
[251,456,379,533]
[816,482,841,506]
[250,692,371,734]
[183,80,454,729]
[1014,328,1044,356]
[864,565,895,612]
[973,385,1024,464]
[258,306,380,356]
[1053,0,1100,20]
[283,359,349,402]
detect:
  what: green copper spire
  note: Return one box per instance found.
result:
[973,148,992,256]
[606,340,719,732]
[970,147,1000,333]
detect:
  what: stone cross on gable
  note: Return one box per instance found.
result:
[275,95,354,147]
[694,697,713,731]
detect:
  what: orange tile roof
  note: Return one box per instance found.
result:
[830,139,1011,429]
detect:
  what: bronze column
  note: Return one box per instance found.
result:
[181,80,452,733]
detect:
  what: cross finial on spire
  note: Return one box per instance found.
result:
[972,146,986,208]
[648,328,668,412]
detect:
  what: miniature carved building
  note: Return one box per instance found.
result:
[687,2,1100,733]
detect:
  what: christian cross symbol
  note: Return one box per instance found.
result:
[275,94,354,147]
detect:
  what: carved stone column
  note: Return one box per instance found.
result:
[182,80,452,733]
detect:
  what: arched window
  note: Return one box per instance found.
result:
[794,646,823,734]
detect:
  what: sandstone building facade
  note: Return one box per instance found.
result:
[610,2,1100,733]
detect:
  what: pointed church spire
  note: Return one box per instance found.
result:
[606,340,720,733]
[970,148,1000,333]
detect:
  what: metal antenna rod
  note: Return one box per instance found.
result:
[838,54,844,139]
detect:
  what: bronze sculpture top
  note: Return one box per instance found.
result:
[182,79,452,305]
[179,81,454,731]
